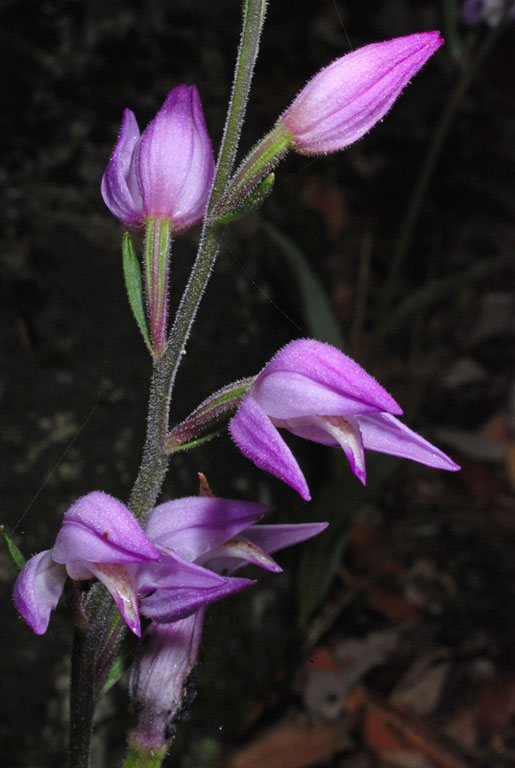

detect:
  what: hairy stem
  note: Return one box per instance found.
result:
[209,0,268,208]
[162,0,268,428]
[68,2,269,766]
[69,628,95,768]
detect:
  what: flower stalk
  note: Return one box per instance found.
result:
[214,124,292,218]
[122,743,167,768]
[209,0,268,207]
[67,2,270,765]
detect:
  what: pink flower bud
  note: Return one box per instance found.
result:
[101,85,215,232]
[279,32,444,156]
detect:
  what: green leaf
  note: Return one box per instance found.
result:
[262,221,345,350]
[122,232,152,353]
[0,525,26,572]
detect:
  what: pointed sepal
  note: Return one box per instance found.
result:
[1,525,26,572]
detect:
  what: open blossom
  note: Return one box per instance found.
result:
[13,492,160,636]
[278,32,444,156]
[129,495,327,753]
[230,339,459,501]
[137,495,327,623]
[101,85,215,231]
[14,488,327,644]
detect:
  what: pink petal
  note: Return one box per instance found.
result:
[281,33,443,155]
[244,522,329,555]
[359,412,461,471]
[257,339,402,417]
[52,491,160,566]
[136,546,226,594]
[202,536,283,575]
[230,395,311,501]
[13,550,67,635]
[146,496,268,562]
[101,109,143,227]
[140,577,254,623]
[312,414,367,484]
[133,85,214,227]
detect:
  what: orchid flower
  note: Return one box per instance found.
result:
[129,494,327,753]
[137,495,327,622]
[101,85,215,232]
[230,339,460,500]
[13,492,160,636]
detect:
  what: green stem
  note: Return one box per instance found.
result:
[122,744,167,768]
[209,0,268,208]
[68,587,119,767]
[371,25,500,362]
[128,357,171,522]
[68,2,269,766]
[162,0,268,420]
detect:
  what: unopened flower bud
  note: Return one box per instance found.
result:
[101,85,215,232]
[129,613,204,754]
[278,32,444,156]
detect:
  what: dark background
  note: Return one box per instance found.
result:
[1,1,515,766]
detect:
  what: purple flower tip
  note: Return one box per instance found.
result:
[279,32,444,156]
[101,85,215,231]
[230,339,459,498]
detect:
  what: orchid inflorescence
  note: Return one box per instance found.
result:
[11,22,456,765]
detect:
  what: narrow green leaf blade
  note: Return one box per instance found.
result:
[0,525,26,572]
[122,232,152,353]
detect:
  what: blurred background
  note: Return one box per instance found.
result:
[1,1,515,766]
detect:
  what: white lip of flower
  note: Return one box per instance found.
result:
[275,413,366,483]
[197,537,281,573]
